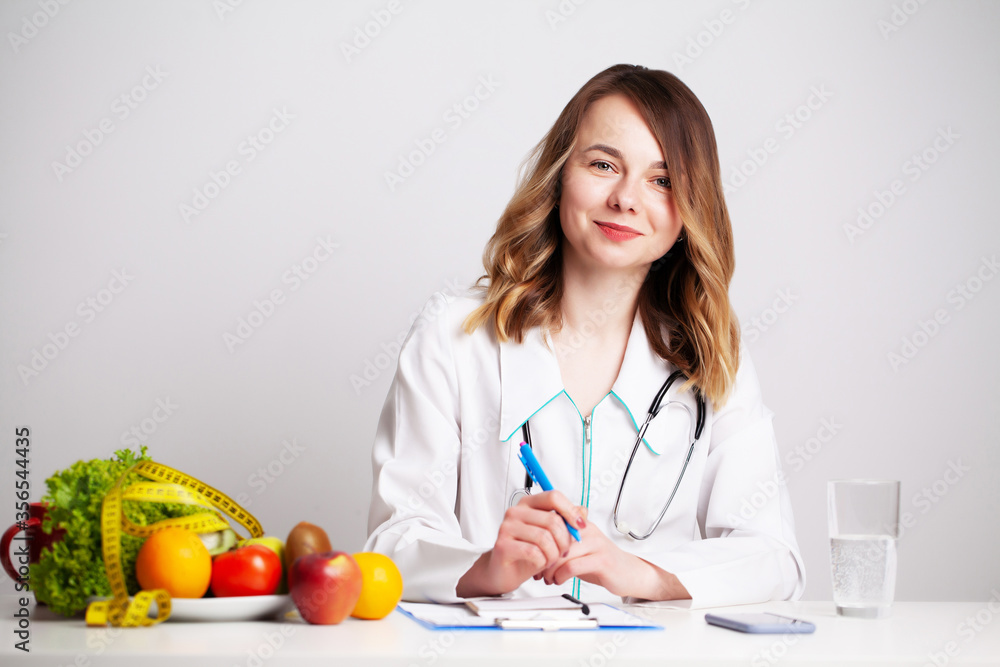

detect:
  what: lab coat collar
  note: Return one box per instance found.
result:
[498,326,565,442]
[498,313,672,442]
[609,315,674,429]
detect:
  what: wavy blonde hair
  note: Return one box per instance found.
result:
[464,64,740,407]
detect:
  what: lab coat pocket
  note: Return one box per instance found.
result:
[612,401,698,540]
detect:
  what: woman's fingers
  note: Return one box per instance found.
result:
[489,493,592,589]
[551,552,604,586]
[490,498,580,586]
[508,498,577,555]
[518,490,586,534]
[497,514,564,566]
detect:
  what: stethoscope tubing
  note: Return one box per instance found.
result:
[511,370,706,540]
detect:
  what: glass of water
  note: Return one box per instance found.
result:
[828,480,900,618]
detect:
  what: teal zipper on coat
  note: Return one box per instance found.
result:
[574,413,595,600]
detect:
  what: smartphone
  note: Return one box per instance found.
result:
[705,612,816,634]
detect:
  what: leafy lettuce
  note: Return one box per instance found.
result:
[29,447,205,617]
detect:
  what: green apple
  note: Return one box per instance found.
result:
[245,536,287,594]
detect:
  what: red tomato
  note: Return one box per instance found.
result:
[210,544,282,597]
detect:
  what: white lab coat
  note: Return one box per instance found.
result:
[365,290,805,607]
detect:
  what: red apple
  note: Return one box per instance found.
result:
[289,551,362,625]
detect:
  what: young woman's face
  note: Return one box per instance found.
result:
[558,94,682,275]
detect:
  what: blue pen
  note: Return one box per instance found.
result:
[517,442,582,541]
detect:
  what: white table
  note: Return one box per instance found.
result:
[2,595,999,666]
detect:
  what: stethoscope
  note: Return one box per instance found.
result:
[509,370,706,540]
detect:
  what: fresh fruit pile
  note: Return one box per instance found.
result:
[133,520,403,625]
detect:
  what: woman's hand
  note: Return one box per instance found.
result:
[538,511,691,601]
[456,491,586,598]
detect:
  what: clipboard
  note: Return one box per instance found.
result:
[397,596,663,631]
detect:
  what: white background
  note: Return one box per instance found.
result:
[1,0,997,602]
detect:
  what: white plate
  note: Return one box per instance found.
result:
[163,595,293,622]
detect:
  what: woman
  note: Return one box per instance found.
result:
[365,64,805,607]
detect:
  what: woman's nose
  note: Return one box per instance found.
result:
[608,177,640,213]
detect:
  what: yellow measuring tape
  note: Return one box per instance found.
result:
[85,460,263,627]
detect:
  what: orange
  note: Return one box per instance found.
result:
[350,552,403,620]
[135,527,212,598]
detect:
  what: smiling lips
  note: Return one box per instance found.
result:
[595,221,641,241]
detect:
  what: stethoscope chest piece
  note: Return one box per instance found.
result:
[508,487,530,507]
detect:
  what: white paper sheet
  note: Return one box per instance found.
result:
[397,600,662,630]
